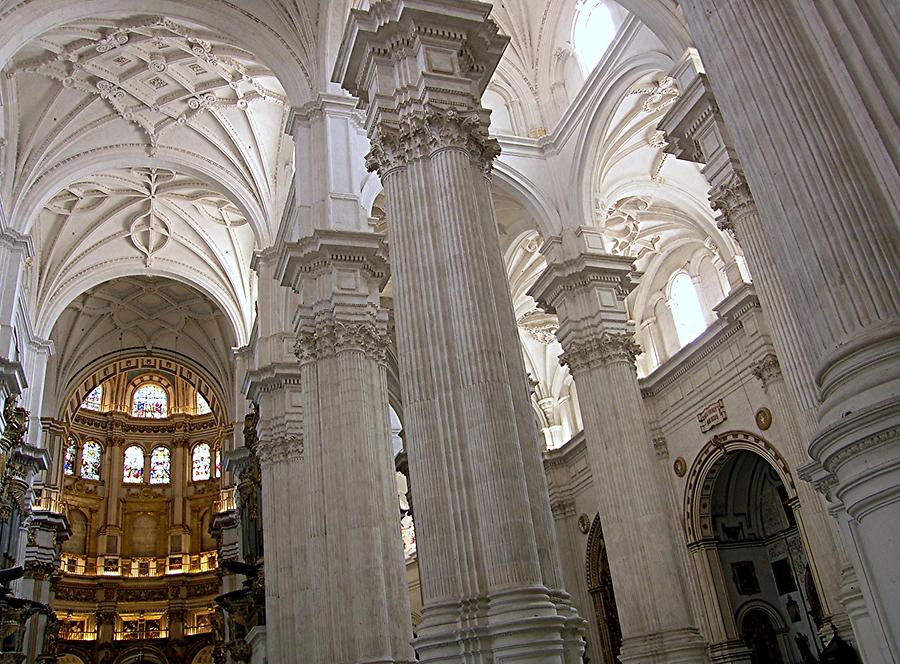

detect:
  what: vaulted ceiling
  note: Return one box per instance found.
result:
[45,276,235,417]
[3,15,294,246]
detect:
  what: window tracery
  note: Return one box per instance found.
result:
[214,447,221,479]
[123,445,144,483]
[669,272,707,347]
[82,385,103,411]
[132,383,168,418]
[64,436,78,476]
[81,441,102,480]
[192,443,212,481]
[150,447,171,484]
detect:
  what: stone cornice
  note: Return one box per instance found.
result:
[275,229,389,293]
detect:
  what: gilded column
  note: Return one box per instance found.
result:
[277,229,414,664]
[530,229,709,664]
[334,2,585,661]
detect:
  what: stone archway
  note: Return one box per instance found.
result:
[585,513,622,664]
[683,431,825,663]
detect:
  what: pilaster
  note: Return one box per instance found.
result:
[334,2,585,661]
[530,227,709,664]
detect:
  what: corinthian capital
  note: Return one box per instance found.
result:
[559,332,642,374]
[710,170,755,235]
[294,318,390,365]
[255,435,304,467]
[367,107,500,177]
[752,352,783,389]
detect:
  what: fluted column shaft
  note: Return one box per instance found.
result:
[334,2,584,661]
[277,230,414,664]
[665,4,900,655]
[531,234,708,664]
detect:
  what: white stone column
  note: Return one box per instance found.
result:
[277,229,414,664]
[661,9,900,654]
[245,252,304,664]
[335,2,585,661]
[530,229,709,664]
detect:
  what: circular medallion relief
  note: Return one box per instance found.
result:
[577,513,591,534]
[755,407,773,431]
[673,457,687,477]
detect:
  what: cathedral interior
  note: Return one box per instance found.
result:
[0,1,896,663]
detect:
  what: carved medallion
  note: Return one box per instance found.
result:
[673,457,687,477]
[755,407,773,431]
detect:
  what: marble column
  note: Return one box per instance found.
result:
[335,2,585,661]
[0,227,31,439]
[674,5,900,660]
[530,229,709,664]
[277,229,414,664]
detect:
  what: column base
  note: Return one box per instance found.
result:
[619,627,710,664]
[414,586,585,663]
[708,639,753,664]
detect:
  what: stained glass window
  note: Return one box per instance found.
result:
[81,441,102,480]
[150,447,171,484]
[82,385,103,411]
[196,392,211,415]
[192,443,211,481]
[123,446,144,483]
[64,436,77,476]
[214,448,221,478]
[131,383,168,419]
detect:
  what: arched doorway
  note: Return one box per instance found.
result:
[685,434,825,663]
[585,514,622,664]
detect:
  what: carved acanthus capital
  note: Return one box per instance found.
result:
[752,353,783,389]
[559,332,642,374]
[366,107,500,177]
[255,434,303,467]
[295,318,390,365]
[710,171,756,235]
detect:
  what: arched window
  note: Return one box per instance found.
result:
[81,385,102,411]
[123,446,144,483]
[573,0,617,74]
[149,447,171,484]
[80,441,102,480]
[214,448,221,479]
[131,383,168,418]
[669,272,707,346]
[192,443,211,481]
[196,391,211,415]
[64,435,78,476]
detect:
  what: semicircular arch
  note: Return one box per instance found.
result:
[683,430,797,545]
